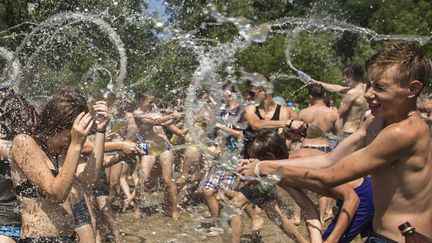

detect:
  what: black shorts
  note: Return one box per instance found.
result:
[239,182,276,207]
[19,235,77,242]
[72,200,92,228]
[93,170,109,197]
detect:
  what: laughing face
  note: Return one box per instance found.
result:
[364,65,412,121]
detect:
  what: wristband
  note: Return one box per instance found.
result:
[254,162,264,178]
[95,127,106,133]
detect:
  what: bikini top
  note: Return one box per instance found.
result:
[15,169,58,198]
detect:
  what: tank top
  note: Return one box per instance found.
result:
[243,105,281,158]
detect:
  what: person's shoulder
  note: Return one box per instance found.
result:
[348,86,364,96]
[13,134,34,145]
[326,106,340,118]
[244,105,256,113]
[382,116,426,147]
[12,134,38,158]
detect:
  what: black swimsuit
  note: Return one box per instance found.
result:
[243,105,281,158]
[14,158,91,229]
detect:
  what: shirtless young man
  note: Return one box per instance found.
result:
[313,64,368,138]
[132,92,183,219]
[240,43,432,242]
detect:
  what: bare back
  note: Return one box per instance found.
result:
[299,104,340,146]
[340,86,367,133]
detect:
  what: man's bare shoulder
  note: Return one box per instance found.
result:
[379,116,427,149]
[346,87,364,97]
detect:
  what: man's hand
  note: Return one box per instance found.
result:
[286,119,306,130]
[237,159,261,177]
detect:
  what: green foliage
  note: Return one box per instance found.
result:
[1,0,432,104]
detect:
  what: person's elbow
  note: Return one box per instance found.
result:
[249,123,263,131]
[46,187,70,203]
[343,193,360,217]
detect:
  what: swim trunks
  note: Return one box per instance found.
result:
[72,200,92,229]
[19,235,77,242]
[140,142,171,156]
[239,182,276,207]
[364,232,398,243]
[322,176,374,242]
[302,145,332,153]
[93,170,109,197]
[203,169,237,191]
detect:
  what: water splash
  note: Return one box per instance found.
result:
[0,47,21,87]
[2,12,127,93]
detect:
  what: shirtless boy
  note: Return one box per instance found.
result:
[240,43,432,242]
[313,64,368,138]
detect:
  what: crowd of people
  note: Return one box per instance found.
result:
[0,42,431,243]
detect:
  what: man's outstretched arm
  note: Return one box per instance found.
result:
[240,122,413,190]
[311,79,350,94]
[250,117,369,170]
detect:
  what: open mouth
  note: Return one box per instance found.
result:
[369,103,380,110]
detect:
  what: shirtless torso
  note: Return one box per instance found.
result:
[363,114,432,241]
[339,83,367,134]
[299,101,341,147]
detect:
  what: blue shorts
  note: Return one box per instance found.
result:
[0,225,20,242]
[365,232,397,243]
[322,176,374,242]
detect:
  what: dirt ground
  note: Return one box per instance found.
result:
[114,190,364,243]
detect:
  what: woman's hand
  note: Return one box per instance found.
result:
[93,101,111,133]
[71,112,94,146]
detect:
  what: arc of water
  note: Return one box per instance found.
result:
[2,12,127,93]
[82,66,113,88]
[271,16,431,45]
[0,47,21,86]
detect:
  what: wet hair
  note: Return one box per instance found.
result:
[366,42,432,92]
[0,87,38,140]
[34,88,88,141]
[249,129,289,160]
[137,92,154,103]
[342,64,365,83]
[307,83,326,100]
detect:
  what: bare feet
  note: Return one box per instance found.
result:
[207,227,223,237]
[122,197,135,213]
[171,211,179,220]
